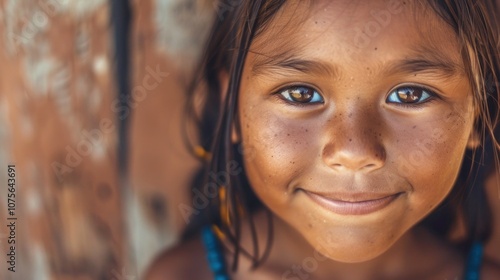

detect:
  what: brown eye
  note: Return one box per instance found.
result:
[280,86,324,104]
[397,87,422,103]
[387,86,433,105]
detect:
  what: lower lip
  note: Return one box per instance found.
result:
[303,191,401,215]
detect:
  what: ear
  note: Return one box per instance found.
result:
[467,129,481,149]
[218,71,241,143]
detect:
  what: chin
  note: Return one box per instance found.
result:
[302,226,402,264]
[323,248,387,263]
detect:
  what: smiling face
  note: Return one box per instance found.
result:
[234,0,476,263]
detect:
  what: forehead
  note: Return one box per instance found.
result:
[248,0,463,75]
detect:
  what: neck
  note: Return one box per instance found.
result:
[230,209,463,279]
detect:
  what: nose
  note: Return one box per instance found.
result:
[322,112,386,173]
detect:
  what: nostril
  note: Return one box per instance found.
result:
[362,164,377,170]
[322,139,386,172]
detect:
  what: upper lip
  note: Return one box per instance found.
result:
[300,190,402,202]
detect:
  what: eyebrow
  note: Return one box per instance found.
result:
[386,46,464,77]
[250,48,463,78]
[251,52,338,78]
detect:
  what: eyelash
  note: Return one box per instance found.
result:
[274,84,439,108]
[385,85,439,108]
[275,85,324,106]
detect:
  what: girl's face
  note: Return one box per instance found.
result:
[236,0,476,263]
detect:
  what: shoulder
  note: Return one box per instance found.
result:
[481,258,500,280]
[143,234,212,280]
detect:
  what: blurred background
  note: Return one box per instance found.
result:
[0,0,214,279]
[0,1,498,280]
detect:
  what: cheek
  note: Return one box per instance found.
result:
[388,108,473,209]
[239,108,319,196]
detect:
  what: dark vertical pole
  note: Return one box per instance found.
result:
[110,0,131,178]
[109,1,135,276]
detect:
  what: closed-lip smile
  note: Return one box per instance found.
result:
[302,190,403,215]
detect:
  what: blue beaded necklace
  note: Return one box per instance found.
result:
[202,226,231,280]
[464,241,484,280]
[202,226,483,280]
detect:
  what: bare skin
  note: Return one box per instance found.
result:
[146,0,500,279]
[145,210,500,280]
[238,0,472,264]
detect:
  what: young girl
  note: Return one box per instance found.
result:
[146,0,500,279]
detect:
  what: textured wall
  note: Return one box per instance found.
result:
[0,0,214,279]
[126,0,213,276]
[0,0,124,279]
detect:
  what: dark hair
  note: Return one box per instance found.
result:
[182,0,500,271]
[421,0,500,249]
